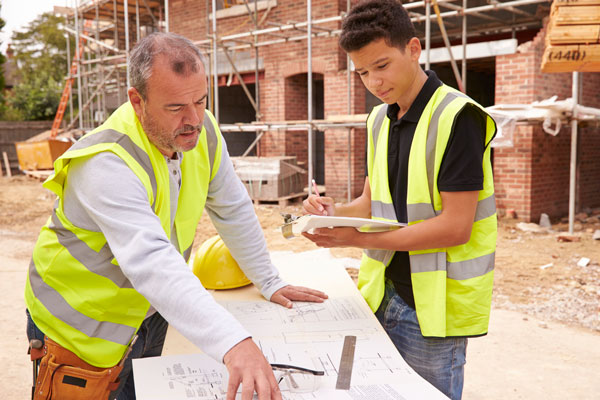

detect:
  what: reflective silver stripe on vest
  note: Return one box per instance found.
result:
[447,252,495,280]
[371,200,397,221]
[365,248,394,266]
[425,92,463,201]
[28,259,136,345]
[409,251,494,280]
[406,202,438,222]
[371,105,389,156]
[68,129,158,209]
[203,111,218,179]
[409,251,447,273]
[407,195,495,224]
[475,194,496,222]
[183,246,192,262]
[49,212,134,289]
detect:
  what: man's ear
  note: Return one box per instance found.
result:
[128,87,144,119]
[407,37,422,61]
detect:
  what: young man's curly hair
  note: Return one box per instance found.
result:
[339,0,416,53]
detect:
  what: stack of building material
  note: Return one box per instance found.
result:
[14,129,82,177]
[541,0,600,73]
[230,156,306,204]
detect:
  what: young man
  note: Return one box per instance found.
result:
[303,1,497,399]
[26,32,327,400]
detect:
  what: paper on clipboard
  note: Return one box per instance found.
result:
[281,215,405,239]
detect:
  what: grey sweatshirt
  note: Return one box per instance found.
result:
[62,139,287,362]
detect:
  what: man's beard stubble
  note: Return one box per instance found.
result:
[142,110,202,154]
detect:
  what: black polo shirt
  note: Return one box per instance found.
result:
[378,70,487,309]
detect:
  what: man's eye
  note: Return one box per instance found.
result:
[168,107,183,112]
[358,71,368,77]
[377,63,388,69]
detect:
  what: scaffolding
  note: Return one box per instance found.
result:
[59,0,164,131]
[62,0,552,200]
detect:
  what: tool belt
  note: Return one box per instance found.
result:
[30,336,123,400]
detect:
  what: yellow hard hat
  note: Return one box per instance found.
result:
[192,235,251,290]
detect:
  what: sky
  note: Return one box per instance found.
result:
[0,0,71,52]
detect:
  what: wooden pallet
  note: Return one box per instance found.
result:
[22,169,53,181]
[541,0,600,73]
[252,191,306,207]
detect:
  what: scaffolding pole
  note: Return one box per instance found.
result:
[211,0,219,123]
[307,0,314,195]
[568,72,580,234]
[346,0,352,202]
[75,0,83,130]
[125,0,131,88]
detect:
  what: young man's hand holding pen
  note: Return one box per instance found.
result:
[304,179,336,216]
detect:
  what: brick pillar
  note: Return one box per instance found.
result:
[324,71,367,200]
[258,62,286,157]
[283,74,309,168]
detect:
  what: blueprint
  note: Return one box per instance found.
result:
[134,298,444,399]
[133,250,447,399]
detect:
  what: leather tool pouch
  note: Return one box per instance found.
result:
[33,336,123,400]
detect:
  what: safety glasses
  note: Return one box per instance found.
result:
[270,363,325,393]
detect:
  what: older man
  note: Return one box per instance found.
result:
[25,32,326,400]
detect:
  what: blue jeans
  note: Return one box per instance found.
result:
[26,309,168,400]
[375,280,467,400]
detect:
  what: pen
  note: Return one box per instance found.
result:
[312,179,320,197]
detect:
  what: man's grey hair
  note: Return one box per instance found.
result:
[129,32,207,99]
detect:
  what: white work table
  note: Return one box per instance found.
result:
[133,249,448,400]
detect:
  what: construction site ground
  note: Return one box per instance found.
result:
[1,175,599,399]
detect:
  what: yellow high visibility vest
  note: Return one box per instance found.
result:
[358,84,497,337]
[25,102,223,367]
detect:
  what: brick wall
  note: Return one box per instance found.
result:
[494,24,600,221]
[168,1,600,212]
[169,0,367,200]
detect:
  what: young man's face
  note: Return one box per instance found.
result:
[130,54,208,158]
[349,38,421,106]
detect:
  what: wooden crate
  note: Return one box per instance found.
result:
[15,139,72,171]
[541,0,600,73]
[541,44,600,72]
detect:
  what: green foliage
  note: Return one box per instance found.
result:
[11,13,71,83]
[9,74,62,120]
[4,12,75,120]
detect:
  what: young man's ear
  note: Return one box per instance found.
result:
[407,37,422,61]
[128,87,144,119]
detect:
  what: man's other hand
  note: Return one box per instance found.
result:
[302,226,362,249]
[270,285,328,309]
[223,338,281,400]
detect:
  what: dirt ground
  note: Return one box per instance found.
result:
[1,175,599,399]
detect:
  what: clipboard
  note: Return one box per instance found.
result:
[281,215,405,239]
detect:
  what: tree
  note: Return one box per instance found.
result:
[5,12,74,120]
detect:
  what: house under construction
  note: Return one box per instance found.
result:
[57,0,600,222]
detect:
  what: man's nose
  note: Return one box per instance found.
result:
[184,105,202,127]
[370,75,383,88]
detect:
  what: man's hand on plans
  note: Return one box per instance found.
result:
[270,285,328,309]
[223,338,281,400]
